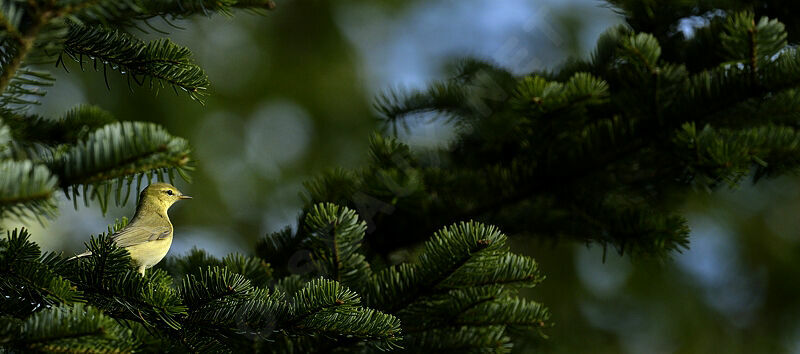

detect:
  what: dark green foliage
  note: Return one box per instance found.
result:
[720,12,786,66]
[256,203,548,351]
[281,278,401,350]
[296,7,800,262]
[66,232,187,329]
[0,224,403,351]
[255,226,309,279]
[4,105,116,146]
[49,121,193,212]
[0,0,205,215]
[0,229,79,317]
[0,160,57,220]
[304,203,372,285]
[0,68,55,108]
[0,0,273,213]
[6,0,800,352]
[61,23,209,101]
[376,59,517,133]
[63,0,277,25]
[160,247,274,287]
[0,303,137,352]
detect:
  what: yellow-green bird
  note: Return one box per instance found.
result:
[70,182,191,275]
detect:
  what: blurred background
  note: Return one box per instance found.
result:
[9,0,800,352]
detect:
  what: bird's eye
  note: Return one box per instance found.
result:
[165,190,174,196]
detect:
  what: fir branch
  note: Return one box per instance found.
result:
[721,12,786,70]
[403,291,548,334]
[0,303,137,352]
[137,0,277,18]
[255,227,306,278]
[159,247,223,278]
[179,290,288,352]
[0,68,55,108]
[375,82,471,133]
[371,222,507,314]
[57,0,140,19]
[305,203,372,287]
[60,0,276,25]
[3,105,116,146]
[65,233,187,330]
[399,325,511,353]
[179,266,253,309]
[161,249,274,292]
[374,62,517,134]
[0,160,58,220]
[0,6,54,96]
[0,229,81,317]
[47,121,192,212]
[284,278,402,350]
[220,253,273,288]
[0,8,63,106]
[61,23,209,101]
[0,1,23,42]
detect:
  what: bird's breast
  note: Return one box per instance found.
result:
[125,235,173,269]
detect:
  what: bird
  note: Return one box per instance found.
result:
[69,182,191,275]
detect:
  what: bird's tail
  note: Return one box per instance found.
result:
[67,251,92,261]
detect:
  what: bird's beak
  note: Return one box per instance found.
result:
[179,194,192,200]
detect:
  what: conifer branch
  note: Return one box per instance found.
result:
[4,105,116,146]
[0,5,54,95]
[61,23,209,101]
[61,0,277,25]
[0,2,22,43]
[0,160,58,220]
[0,303,136,352]
[48,121,192,212]
[0,229,81,317]
[6,2,800,353]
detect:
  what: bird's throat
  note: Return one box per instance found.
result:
[133,199,171,222]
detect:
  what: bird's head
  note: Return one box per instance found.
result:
[140,182,191,210]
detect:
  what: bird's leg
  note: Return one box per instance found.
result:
[138,265,147,276]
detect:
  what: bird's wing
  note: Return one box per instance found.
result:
[110,224,171,248]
